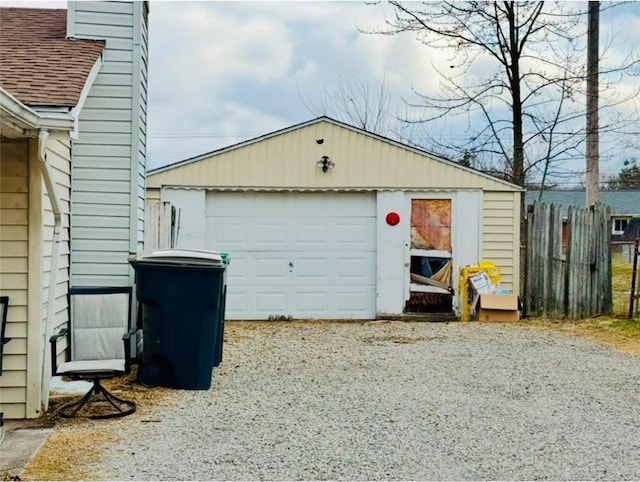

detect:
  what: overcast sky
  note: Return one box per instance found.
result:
[2,0,639,181]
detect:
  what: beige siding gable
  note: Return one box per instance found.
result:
[482,191,521,294]
[148,119,521,193]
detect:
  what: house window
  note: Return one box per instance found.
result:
[612,218,628,235]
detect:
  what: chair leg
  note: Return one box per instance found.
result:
[94,383,137,419]
[58,386,95,418]
[58,379,136,419]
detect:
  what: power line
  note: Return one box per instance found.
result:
[147,133,263,139]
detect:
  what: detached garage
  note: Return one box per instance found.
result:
[146,117,522,320]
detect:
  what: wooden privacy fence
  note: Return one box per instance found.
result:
[526,202,612,319]
[144,201,180,250]
[629,238,640,319]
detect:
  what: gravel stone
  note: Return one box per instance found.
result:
[90,322,640,481]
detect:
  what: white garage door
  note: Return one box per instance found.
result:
[205,192,376,320]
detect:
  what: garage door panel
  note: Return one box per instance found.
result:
[335,221,375,247]
[210,218,375,252]
[206,192,376,320]
[255,291,289,314]
[229,254,290,286]
[207,221,247,247]
[255,222,288,246]
[295,222,329,245]
[295,292,328,313]
[296,220,375,251]
[336,290,373,316]
[294,257,329,281]
[291,286,375,319]
[225,257,247,283]
[336,256,373,281]
[226,292,249,318]
[206,192,374,218]
[255,257,289,282]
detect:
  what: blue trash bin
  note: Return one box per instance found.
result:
[214,252,229,368]
[129,249,226,389]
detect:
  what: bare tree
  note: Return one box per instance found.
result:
[365,1,639,188]
[299,73,397,136]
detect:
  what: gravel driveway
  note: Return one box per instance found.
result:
[86,321,639,481]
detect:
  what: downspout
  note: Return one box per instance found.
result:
[37,129,63,412]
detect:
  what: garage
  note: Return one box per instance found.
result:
[146,117,522,320]
[205,191,376,320]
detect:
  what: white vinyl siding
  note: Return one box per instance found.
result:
[0,140,29,419]
[133,1,148,250]
[68,1,148,286]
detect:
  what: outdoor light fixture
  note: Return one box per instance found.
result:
[317,155,335,172]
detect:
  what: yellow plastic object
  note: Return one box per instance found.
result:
[459,261,502,321]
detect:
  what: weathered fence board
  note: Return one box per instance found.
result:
[526,202,611,319]
[629,238,639,319]
[144,201,178,250]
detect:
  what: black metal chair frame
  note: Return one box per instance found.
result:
[50,287,137,419]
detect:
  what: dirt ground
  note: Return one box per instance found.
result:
[11,367,177,481]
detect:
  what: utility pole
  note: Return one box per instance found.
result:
[586,1,600,206]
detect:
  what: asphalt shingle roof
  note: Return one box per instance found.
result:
[525,190,640,216]
[0,7,105,107]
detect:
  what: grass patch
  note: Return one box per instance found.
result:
[20,429,117,481]
[607,317,640,337]
[612,251,637,317]
[523,317,640,356]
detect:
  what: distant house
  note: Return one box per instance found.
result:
[619,217,640,263]
[621,218,640,243]
[0,1,148,419]
[525,190,640,241]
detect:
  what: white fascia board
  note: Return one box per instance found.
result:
[70,54,103,139]
[0,87,42,133]
[0,87,75,134]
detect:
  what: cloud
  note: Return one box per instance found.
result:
[151,3,293,96]
[148,98,289,169]
[3,0,638,178]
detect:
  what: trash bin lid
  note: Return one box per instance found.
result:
[130,249,224,267]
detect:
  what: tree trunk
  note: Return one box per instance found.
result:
[586,1,600,206]
[506,3,527,302]
[507,2,525,188]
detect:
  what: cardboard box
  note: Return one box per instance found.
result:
[476,294,520,322]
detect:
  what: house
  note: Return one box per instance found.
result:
[620,217,640,263]
[147,117,523,321]
[0,1,148,419]
[525,190,640,241]
[621,218,640,242]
